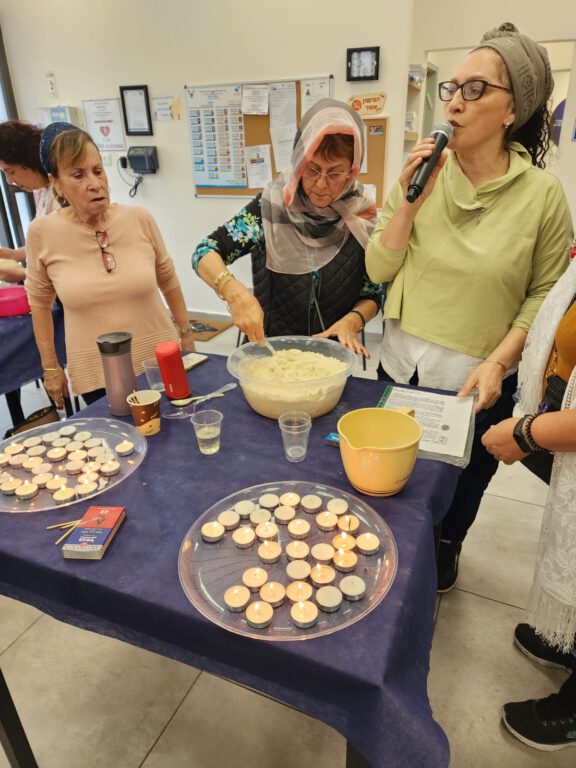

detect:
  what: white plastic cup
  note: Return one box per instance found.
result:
[190,409,223,455]
[142,357,165,392]
[278,411,312,463]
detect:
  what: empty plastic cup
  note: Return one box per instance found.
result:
[278,411,312,463]
[142,357,165,392]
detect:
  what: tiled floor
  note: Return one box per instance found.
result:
[1,329,573,767]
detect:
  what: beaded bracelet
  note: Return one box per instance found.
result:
[523,414,550,453]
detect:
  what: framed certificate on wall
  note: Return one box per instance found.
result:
[119,85,153,136]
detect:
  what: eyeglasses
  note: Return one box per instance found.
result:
[95,230,116,273]
[302,166,350,185]
[438,80,512,102]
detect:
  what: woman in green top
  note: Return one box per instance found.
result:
[366,23,573,591]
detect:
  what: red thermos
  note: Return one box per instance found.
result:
[155,341,191,399]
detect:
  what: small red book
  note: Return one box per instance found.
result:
[61,505,125,560]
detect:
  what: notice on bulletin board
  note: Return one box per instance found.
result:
[185,84,247,188]
[82,99,125,151]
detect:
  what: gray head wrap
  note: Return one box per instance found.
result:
[39,121,77,174]
[473,22,553,129]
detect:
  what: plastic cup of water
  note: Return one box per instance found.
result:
[278,411,312,463]
[190,409,223,455]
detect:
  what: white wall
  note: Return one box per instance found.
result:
[0,0,414,316]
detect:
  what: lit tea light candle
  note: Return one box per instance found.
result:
[274,505,296,525]
[285,580,313,604]
[45,475,67,492]
[78,471,99,484]
[201,521,225,542]
[52,486,76,505]
[46,447,67,462]
[255,521,278,542]
[249,507,271,526]
[83,437,102,449]
[232,526,256,549]
[279,491,300,508]
[115,441,134,457]
[287,518,310,540]
[316,585,343,613]
[310,563,336,587]
[290,600,318,629]
[258,493,279,511]
[242,567,268,592]
[4,443,24,455]
[74,480,98,498]
[52,437,71,448]
[286,560,311,582]
[22,436,42,448]
[31,463,53,476]
[259,581,286,607]
[332,531,357,551]
[337,514,360,534]
[258,540,282,564]
[217,509,240,530]
[74,431,93,443]
[15,481,39,500]
[26,444,47,457]
[327,498,349,516]
[65,441,84,454]
[1,477,23,495]
[245,601,273,628]
[340,575,366,601]
[67,450,88,462]
[0,453,9,468]
[300,494,322,514]
[8,454,26,468]
[84,461,101,474]
[234,499,255,519]
[87,447,106,459]
[33,472,53,489]
[41,431,60,445]
[65,460,85,475]
[100,460,120,477]
[285,541,310,561]
[310,543,335,564]
[58,425,77,437]
[333,548,358,573]
[316,511,338,532]
[356,532,381,555]
[224,585,251,612]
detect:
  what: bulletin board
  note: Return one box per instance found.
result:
[358,117,388,208]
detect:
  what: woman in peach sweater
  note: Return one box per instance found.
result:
[26,123,194,407]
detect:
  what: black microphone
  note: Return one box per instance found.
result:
[406,122,453,203]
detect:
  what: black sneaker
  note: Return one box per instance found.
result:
[503,693,576,751]
[437,539,462,593]
[514,624,576,670]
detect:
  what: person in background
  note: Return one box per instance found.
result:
[25,123,194,407]
[0,120,59,282]
[191,99,382,357]
[365,23,573,591]
[482,257,576,751]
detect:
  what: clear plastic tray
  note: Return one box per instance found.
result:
[0,417,146,513]
[178,481,398,641]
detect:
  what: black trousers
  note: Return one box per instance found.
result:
[560,671,576,710]
[81,388,106,406]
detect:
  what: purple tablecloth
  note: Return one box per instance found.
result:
[0,356,459,767]
[0,305,66,394]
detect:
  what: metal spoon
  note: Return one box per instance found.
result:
[163,383,237,419]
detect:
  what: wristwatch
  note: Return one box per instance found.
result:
[512,416,533,453]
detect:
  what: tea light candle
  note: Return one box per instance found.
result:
[234,499,255,518]
[74,431,92,442]
[232,526,256,549]
[223,585,251,612]
[0,453,9,467]
[47,447,67,462]
[15,481,39,500]
[337,514,360,534]
[65,460,85,475]
[316,585,343,613]
[242,567,268,592]
[279,491,300,508]
[52,437,71,448]
[290,600,318,629]
[332,531,357,551]
[310,543,335,564]
[33,472,53,489]
[74,481,98,498]
[87,447,106,459]
[287,518,310,540]
[53,486,76,505]
[315,511,338,532]
[255,521,278,542]
[259,493,279,511]
[100,460,120,477]
[67,450,88,462]
[301,494,322,514]
[26,444,47,457]
[58,425,77,437]
[84,461,101,474]
[356,532,381,555]
[201,521,225,542]
[31,463,53,476]
[217,509,240,530]
[249,507,271,526]
[340,575,366,601]
[245,601,273,628]
[23,455,44,471]
[310,563,336,587]
[274,505,296,525]
[258,540,282,564]
[78,471,99,484]
[5,443,24,455]
[286,560,311,582]
[285,580,313,604]
[1,477,23,495]
[45,475,67,492]
[259,581,286,607]
[22,436,42,448]
[84,437,102,449]
[8,454,26,468]
[41,431,60,445]
[115,441,134,457]
[98,453,115,464]
[333,548,358,572]
[327,498,349,516]
[285,541,310,561]
[65,441,84,454]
